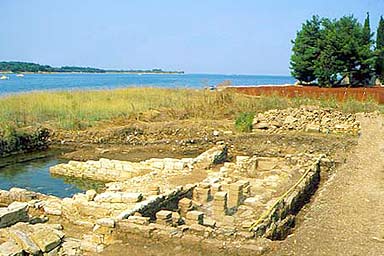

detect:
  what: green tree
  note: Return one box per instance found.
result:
[290,15,321,83]
[354,12,375,85]
[292,15,375,87]
[376,16,384,82]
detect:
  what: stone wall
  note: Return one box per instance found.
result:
[0,188,49,205]
[50,145,227,182]
[250,155,324,240]
[253,106,360,135]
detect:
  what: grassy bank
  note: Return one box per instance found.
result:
[0,88,382,130]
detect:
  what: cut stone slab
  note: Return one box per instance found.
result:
[96,218,115,228]
[0,240,23,256]
[94,192,142,203]
[127,216,150,225]
[0,202,29,228]
[156,210,172,220]
[214,192,227,201]
[30,228,62,253]
[8,229,40,255]
[186,211,204,225]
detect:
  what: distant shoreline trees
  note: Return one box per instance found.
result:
[291,13,383,87]
[0,61,184,74]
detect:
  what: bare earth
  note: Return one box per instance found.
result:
[267,114,384,255]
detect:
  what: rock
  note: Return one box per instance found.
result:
[8,229,40,255]
[96,218,115,228]
[80,240,104,253]
[30,227,62,253]
[43,200,62,216]
[203,217,216,228]
[29,216,49,225]
[305,124,320,133]
[284,116,297,125]
[85,190,97,201]
[156,210,172,220]
[127,216,150,225]
[185,211,204,225]
[60,238,81,256]
[0,241,23,256]
[0,202,29,228]
[94,192,142,203]
[253,122,270,130]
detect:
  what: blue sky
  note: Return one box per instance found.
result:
[1,0,383,75]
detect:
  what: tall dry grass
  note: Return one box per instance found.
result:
[0,88,381,130]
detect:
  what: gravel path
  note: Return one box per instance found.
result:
[267,114,384,255]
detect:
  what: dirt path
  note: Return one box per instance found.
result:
[268,114,384,255]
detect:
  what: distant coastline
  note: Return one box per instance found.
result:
[0,61,184,74]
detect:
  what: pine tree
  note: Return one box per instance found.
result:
[376,16,384,82]
[362,12,371,43]
[290,16,321,84]
[354,12,375,85]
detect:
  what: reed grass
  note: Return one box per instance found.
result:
[0,88,381,130]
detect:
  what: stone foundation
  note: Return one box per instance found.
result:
[50,144,227,182]
[0,145,334,254]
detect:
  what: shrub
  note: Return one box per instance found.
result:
[235,112,255,132]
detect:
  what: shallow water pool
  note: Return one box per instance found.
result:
[0,156,104,198]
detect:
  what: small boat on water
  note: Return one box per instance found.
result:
[0,75,9,80]
[16,74,24,77]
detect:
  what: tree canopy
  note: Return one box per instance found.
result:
[376,16,384,82]
[291,14,376,87]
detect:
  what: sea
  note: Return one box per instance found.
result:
[0,73,295,95]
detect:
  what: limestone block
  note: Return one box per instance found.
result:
[0,202,29,228]
[0,241,23,256]
[156,210,172,220]
[8,229,40,255]
[43,200,62,216]
[192,187,210,203]
[30,228,62,253]
[96,218,115,228]
[189,223,206,235]
[305,124,320,133]
[213,192,227,201]
[60,238,81,256]
[185,211,204,225]
[127,216,150,225]
[203,217,216,228]
[121,193,143,203]
[210,184,222,195]
[85,190,97,201]
[171,212,181,225]
[80,239,104,253]
[93,192,121,203]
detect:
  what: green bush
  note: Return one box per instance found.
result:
[235,112,255,132]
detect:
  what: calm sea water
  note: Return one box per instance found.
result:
[0,73,295,95]
[0,156,104,198]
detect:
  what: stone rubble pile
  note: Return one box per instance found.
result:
[252,106,360,134]
[0,200,82,256]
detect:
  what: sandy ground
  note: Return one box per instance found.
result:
[266,114,384,255]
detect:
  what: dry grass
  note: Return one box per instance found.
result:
[0,88,381,130]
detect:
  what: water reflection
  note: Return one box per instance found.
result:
[0,156,104,198]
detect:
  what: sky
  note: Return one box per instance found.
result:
[1,0,384,75]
